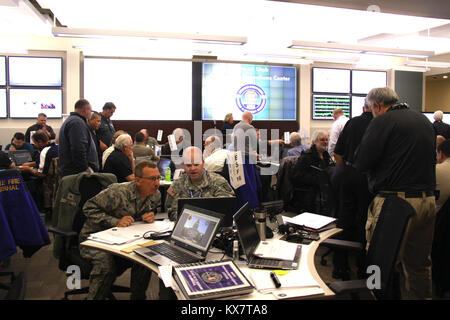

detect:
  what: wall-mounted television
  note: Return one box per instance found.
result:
[0,89,6,118]
[83,58,192,120]
[312,67,350,94]
[201,62,297,121]
[351,95,367,118]
[0,56,5,86]
[8,56,62,86]
[9,88,62,118]
[352,70,387,94]
[312,94,350,120]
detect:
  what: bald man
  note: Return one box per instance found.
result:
[165,146,234,221]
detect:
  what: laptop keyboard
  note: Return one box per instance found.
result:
[150,242,199,264]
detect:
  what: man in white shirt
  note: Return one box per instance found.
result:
[436,139,450,212]
[203,135,229,173]
[328,108,348,157]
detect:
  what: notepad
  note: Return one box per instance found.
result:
[282,212,336,232]
[253,239,298,261]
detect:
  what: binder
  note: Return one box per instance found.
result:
[172,260,254,300]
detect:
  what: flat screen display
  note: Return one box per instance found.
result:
[351,95,366,118]
[423,112,450,124]
[201,62,297,121]
[312,94,350,120]
[9,56,62,86]
[0,56,5,86]
[83,58,192,120]
[0,89,6,118]
[352,70,387,94]
[312,67,350,94]
[9,88,62,118]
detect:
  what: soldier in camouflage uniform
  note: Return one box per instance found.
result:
[165,146,234,221]
[79,161,161,300]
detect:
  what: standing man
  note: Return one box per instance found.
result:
[80,161,161,300]
[432,110,450,139]
[328,108,348,158]
[97,102,116,152]
[88,111,103,171]
[25,113,56,143]
[58,99,99,177]
[331,99,373,280]
[355,87,436,300]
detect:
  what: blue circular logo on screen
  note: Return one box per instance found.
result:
[236,84,267,114]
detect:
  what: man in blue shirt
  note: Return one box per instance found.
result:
[5,132,35,155]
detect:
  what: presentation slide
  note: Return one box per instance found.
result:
[9,56,62,86]
[0,56,5,86]
[312,68,350,94]
[352,70,387,94]
[0,89,6,118]
[9,89,62,118]
[84,58,192,120]
[351,95,366,118]
[202,62,296,121]
[312,94,350,120]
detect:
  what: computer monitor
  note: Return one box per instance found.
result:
[158,157,172,176]
[177,197,237,228]
[7,150,32,166]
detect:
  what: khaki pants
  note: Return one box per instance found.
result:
[366,192,436,300]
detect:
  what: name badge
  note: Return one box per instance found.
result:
[168,134,177,151]
[227,151,246,189]
[157,130,163,142]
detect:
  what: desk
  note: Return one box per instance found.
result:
[81,227,341,300]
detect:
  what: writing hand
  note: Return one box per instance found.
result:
[141,212,155,223]
[117,216,134,227]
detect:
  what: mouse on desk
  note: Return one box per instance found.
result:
[286,232,312,245]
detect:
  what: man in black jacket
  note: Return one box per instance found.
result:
[25,113,56,143]
[58,99,99,177]
[291,130,333,214]
[433,110,450,139]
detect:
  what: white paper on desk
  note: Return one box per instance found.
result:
[87,221,174,245]
[158,265,173,288]
[282,212,336,230]
[272,287,325,300]
[249,269,320,294]
[253,240,298,261]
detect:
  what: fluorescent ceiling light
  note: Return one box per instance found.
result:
[289,40,434,58]
[52,27,247,45]
[392,66,430,72]
[405,59,450,68]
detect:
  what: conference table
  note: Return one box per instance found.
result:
[81,217,342,300]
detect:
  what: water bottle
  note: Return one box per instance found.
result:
[165,166,171,182]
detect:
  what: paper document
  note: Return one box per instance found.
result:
[88,221,174,245]
[249,269,320,294]
[282,212,336,230]
[253,240,298,261]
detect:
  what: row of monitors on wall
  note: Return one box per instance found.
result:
[0,56,62,87]
[0,88,62,118]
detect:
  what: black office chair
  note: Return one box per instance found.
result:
[323,195,415,300]
[0,271,26,300]
[48,175,130,300]
[432,197,450,298]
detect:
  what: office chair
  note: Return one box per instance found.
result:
[48,175,130,300]
[432,197,450,298]
[0,271,26,300]
[323,195,415,300]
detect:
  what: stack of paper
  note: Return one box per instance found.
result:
[253,240,299,261]
[282,212,336,232]
[87,221,173,245]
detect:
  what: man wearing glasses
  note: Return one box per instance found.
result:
[79,161,161,300]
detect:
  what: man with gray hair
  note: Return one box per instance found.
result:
[161,127,188,157]
[433,110,450,139]
[355,87,436,300]
[286,132,309,157]
[165,146,234,220]
[203,135,229,173]
[232,111,258,162]
[103,134,135,183]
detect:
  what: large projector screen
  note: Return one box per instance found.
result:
[9,88,62,118]
[202,62,297,121]
[83,58,192,120]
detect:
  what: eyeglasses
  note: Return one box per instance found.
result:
[138,176,161,182]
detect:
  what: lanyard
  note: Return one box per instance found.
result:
[189,189,202,198]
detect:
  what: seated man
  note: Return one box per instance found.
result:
[103,134,135,183]
[290,130,334,214]
[133,131,159,161]
[102,130,127,169]
[285,132,309,158]
[0,150,15,169]
[5,132,35,155]
[139,128,158,150]
[25,112,56,143]
[79,161,161,300]
[203,135,229,173]
[436,139,450,212]
[165,146,234,221]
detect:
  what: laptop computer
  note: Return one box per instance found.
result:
[233,202,301,270]
[177,197,237,228]
[134,204,224,266]
[8,150,32,166]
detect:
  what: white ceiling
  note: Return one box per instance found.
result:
[1,0,449,66]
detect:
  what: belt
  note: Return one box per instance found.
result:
[377,190,435,198]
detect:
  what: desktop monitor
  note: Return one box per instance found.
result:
[177,197,237,228]
[9,56,62,87]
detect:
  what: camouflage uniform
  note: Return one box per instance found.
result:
[79,181,161,300]
[165,170,234,221]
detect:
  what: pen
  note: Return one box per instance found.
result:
[270,272,281,288]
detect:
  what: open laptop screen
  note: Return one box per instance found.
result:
[171,206,222,252]
[177,197,237,227]
[8,150,32,166]
[233,203,260,259]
